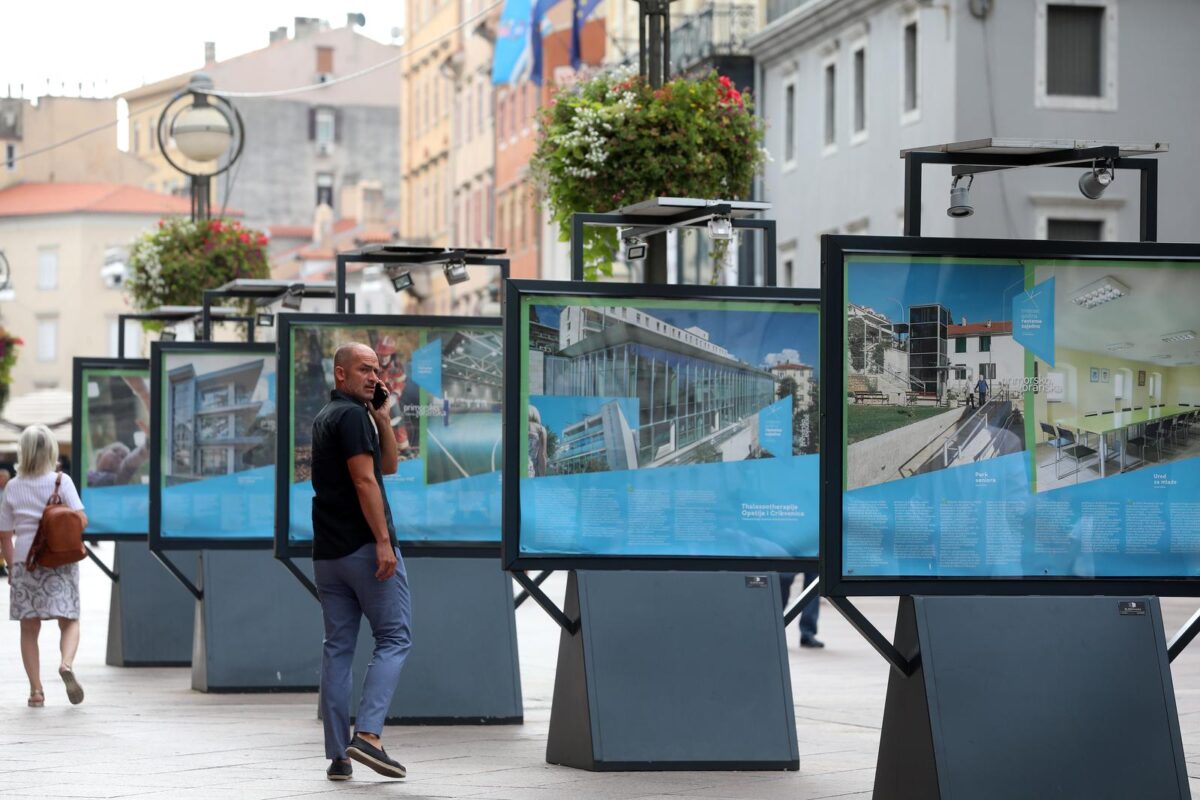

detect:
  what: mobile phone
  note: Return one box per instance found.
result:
[372,383,388,410]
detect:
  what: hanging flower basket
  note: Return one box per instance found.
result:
[532,70,766,279]
[126,217,271,327]
[0,328,23,413]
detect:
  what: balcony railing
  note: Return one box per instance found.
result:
[614,2,759,77]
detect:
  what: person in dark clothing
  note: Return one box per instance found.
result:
[779,573,823,648]
[975,376,990,408]
[311,343,412,782]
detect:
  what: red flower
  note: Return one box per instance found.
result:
[256,234,268,246]
[718,75,732,89]
[208,220,223,233]
[157,219,165,228]
[12,338,23,346]
[238,232,251,244]
[231,220,241,229]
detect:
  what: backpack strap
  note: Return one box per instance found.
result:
[46,470,63,507]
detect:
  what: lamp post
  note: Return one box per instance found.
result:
[157,73,245,220]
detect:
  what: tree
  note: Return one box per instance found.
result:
[777,377,798,402]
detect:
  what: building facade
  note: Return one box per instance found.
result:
[168,360,267,482]
[0,182,192,395]
[769,361,814,410]
[946,319,1023,400]
[1,96,151,190]
[121,20,400,231]
[752,0,1200,288]
[550,399,639,473]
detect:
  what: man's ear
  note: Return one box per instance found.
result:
[334,365,345,383]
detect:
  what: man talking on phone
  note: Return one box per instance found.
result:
[311,343,412,781]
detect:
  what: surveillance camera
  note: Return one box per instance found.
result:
[101,261,126,289]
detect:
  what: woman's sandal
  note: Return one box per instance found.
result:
[27,690,44,708]
[59,667,84,705]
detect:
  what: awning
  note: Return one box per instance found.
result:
[0,389,72,454]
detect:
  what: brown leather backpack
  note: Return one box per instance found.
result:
[25,471,86,570]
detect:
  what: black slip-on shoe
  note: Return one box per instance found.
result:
[346,735,406,779]
[800,636,826,649]
[327,759,353,781]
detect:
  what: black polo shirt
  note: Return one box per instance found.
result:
[311,389,396,560]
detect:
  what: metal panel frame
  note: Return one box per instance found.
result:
[72,357,151,543]
[503,278,820,573]
[149,341,278,554]
[274,312,504,560]
[821,234,1200,598]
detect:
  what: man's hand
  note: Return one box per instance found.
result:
[375,542,397,581]
[368,390,393,425]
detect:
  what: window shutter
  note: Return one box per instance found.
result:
[335,108,343,142]
[1047,5,1103,96]
[308,107,316,140]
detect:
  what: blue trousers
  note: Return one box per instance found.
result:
[779,573,820,641]
[315,543,413,760]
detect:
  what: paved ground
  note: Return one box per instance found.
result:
[3,549,1200,799]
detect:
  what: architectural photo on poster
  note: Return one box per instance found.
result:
[512,287,821,564]
[283,316,502,548]
[76,363,151,535]
[832,243,1200,585]
[156,346,276,541]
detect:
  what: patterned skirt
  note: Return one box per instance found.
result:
[8,562,80,620]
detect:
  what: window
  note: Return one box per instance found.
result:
[37,316,57,362]
[851,43,867,141]
[316,172,334,207]
[979,362,996,380]
[1047,218,1104,241]
[315,107,336,147]
[37,247,58,290]
[478,82,486,135]
[782,77,797,167]
[6,142,16,170]
[1036,1,1117,111]
[902,20,919,121]
[1114,370,1128,400]
[317,45,334,76]
[955,337,967,354]
[955,367,968,380]
[979,335,991,352]
[822,60,837,151]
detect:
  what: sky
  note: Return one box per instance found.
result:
[0,2,405,101]
[847,260,1026,327]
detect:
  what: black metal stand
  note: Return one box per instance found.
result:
[150,548,203,601]
[902,145,1160,242]
[871,595,1187,800]
[781,574,819,628]
[84,545,118,583]
[568,199,777,287]
[333,246,508,313]
[543,570,798,771]
[513,569,552,609]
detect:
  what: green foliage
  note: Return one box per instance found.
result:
[125,217,270,326]
[532,70,766,280]
[0,328,23,412]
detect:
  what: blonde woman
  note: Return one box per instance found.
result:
[0,425,87,707]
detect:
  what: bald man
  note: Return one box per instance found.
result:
[311,343,412,782]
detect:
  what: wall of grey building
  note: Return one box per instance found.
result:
[753,0,959,288]
[950,0,1198,244]
[215,98,400,231]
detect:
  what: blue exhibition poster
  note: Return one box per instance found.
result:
[843,255,1200,579]
[518,295,821,560]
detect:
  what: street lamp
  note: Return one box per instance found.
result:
[157,73,245,220]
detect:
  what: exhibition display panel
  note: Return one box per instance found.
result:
[820,235,1196,799]
[149,342,277,550]
[72,358,152,540]
[275,314,503,558]
[822,235,1200,596]
[504,280,821,572]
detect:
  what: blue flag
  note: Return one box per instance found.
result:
[492,0,532,85]
[530,0,563,86]
[569,0,602,70]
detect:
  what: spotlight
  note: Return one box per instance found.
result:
[256,312,275,327]
[623,236,647,261]
[1079,160,1115,200]
[443,259,469,285]
[280,286,303,311]
[160,330,177,342]
[707,216,733,241]
[947,175,974,218]
[390,270,414,293]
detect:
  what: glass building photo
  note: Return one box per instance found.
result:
[526,301,817,474]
